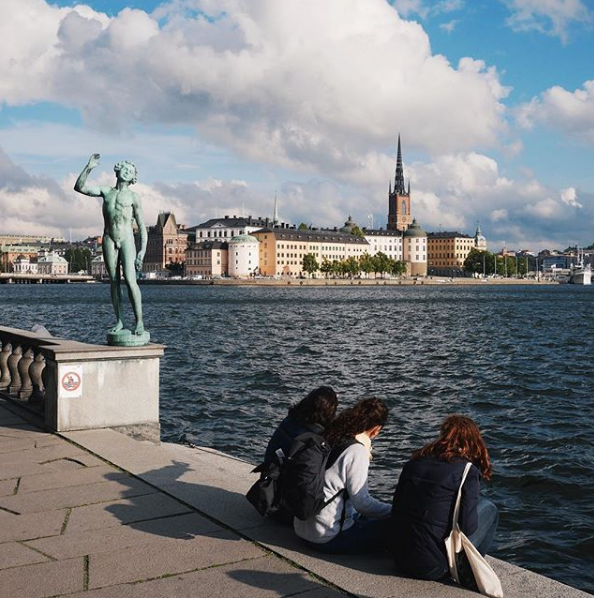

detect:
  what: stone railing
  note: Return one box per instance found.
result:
[0,326,164,442]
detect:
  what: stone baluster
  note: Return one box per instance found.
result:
[0,341,11,390]
[29,351,46,406]
[7,344,22,396]
[18,347,34,400]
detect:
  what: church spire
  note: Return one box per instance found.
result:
[394,134,406,195]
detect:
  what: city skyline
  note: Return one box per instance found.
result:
[0,0,593,250]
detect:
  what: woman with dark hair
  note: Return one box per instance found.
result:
[264,386,338,463]
[390,415,498,584]
[294,397,391,554]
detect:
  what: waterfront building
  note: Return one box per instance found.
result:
[387,135,412,232]
[0,245,41,272]
[427,231,475,276]
[251,225,369,277]
[185,241,229,278]
[0,233,64,247]
[363,229,403,261]
[403,219,428,276]
[37,252,68,275]
[474,223,488,251]
[187,215,269,242]
[143,212,188,275]
[12,254,38,274]
[229,234,260,278]
[91,254,107,279]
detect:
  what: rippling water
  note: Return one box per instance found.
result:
[1,283,593,593]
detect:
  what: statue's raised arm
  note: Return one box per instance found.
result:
[74,153,107,197]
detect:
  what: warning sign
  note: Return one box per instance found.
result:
[58,365,84,398]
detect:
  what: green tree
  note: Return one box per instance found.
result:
[350,225,365,239]
[0,247,4,273]
[165,262,184,276]
[373,252,391,278]
[320,258,333,278]
[390,259,407,277]
[302,253,319,277]
[64,247,93,273]
[464,249,494,276]
[298,223,310,230]
[331,259,344,278]
[359,253,375,278]
[344,256,360,278]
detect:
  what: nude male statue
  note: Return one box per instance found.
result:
[74,154,148,339]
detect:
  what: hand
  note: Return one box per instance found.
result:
[87,153,100,169]
[135,252,144,271]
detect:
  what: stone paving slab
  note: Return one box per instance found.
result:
[27,511,225,559]
[68,556,344,598]
[17,464,129,494]
[0,442,105,467]
[0,507,67,542]
[0,556,84,598]
[0,476,156,514]
[65,491,192,534]
[0,478,17,497]
[0,541,51,569]
[0,423,51,439]
[64,428,591,598]
[88,529,265,588]
[0,455,99,481]
[0,436,38,454]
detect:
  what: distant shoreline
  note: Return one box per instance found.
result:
[137,277,558,287]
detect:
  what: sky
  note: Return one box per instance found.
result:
[0,0,593,251]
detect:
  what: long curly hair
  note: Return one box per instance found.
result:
[288,386,338,429]
[413,414,493,480]
[325,397,388,446]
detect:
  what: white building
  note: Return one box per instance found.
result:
[363,230,403,260]
[91,254,108,279]
[12,254,38,274]
[228,234,260,278]
[188,216,270,242]
[38,252,69,275]
[402,219,427,276]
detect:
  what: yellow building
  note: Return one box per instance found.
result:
[427,232,475,275]
[251,225,369,277]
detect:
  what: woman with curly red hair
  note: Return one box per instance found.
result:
[390,415,498,584]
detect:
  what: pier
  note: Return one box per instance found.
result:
[0,274,95,285]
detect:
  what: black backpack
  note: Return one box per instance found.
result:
[246,432,357,521]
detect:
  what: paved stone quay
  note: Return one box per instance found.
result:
[0,400,589,598]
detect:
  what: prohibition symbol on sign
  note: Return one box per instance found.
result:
[61,371,81,392]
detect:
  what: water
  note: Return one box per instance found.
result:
[1,283,593,593]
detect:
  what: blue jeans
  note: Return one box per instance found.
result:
[305,515,389,555]
[467,497,499,556]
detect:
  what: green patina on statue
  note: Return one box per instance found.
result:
[74,154,150,347]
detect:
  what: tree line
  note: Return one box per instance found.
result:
[463,248,536,277]
[301,252,407,278]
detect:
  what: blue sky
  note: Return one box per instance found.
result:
[1,0,593,250]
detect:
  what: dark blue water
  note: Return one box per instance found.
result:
[1,284,593,593]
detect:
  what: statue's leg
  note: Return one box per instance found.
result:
[120,242,144,335]
[103,239,124,332]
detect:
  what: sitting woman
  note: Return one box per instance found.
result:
[390,415,498,584]
[294,397,392,554]
[264,386,338,463]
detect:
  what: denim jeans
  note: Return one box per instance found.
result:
[305,515,389,555]
[467,497,499,556]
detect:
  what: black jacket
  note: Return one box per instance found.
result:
[264,416,323,464]
[390,456,480,580]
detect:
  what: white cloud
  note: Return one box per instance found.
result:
[560,186,582,208]
[0,0,509,177]
[491,209,508,221]
[516,80,594,144]
[393,0,464,19]
[440,19,460,33]
[502,0,592,42]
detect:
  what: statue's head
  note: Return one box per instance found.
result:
[114,160,138,184]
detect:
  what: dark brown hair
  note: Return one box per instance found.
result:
[288,386,338,429]
[414,414,493,480]
[325,397,388,446]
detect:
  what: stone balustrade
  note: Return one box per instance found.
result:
[0,326,164,441]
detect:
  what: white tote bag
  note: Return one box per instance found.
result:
[444,462,503,598]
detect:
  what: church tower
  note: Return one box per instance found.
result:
[387,135,412,231]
